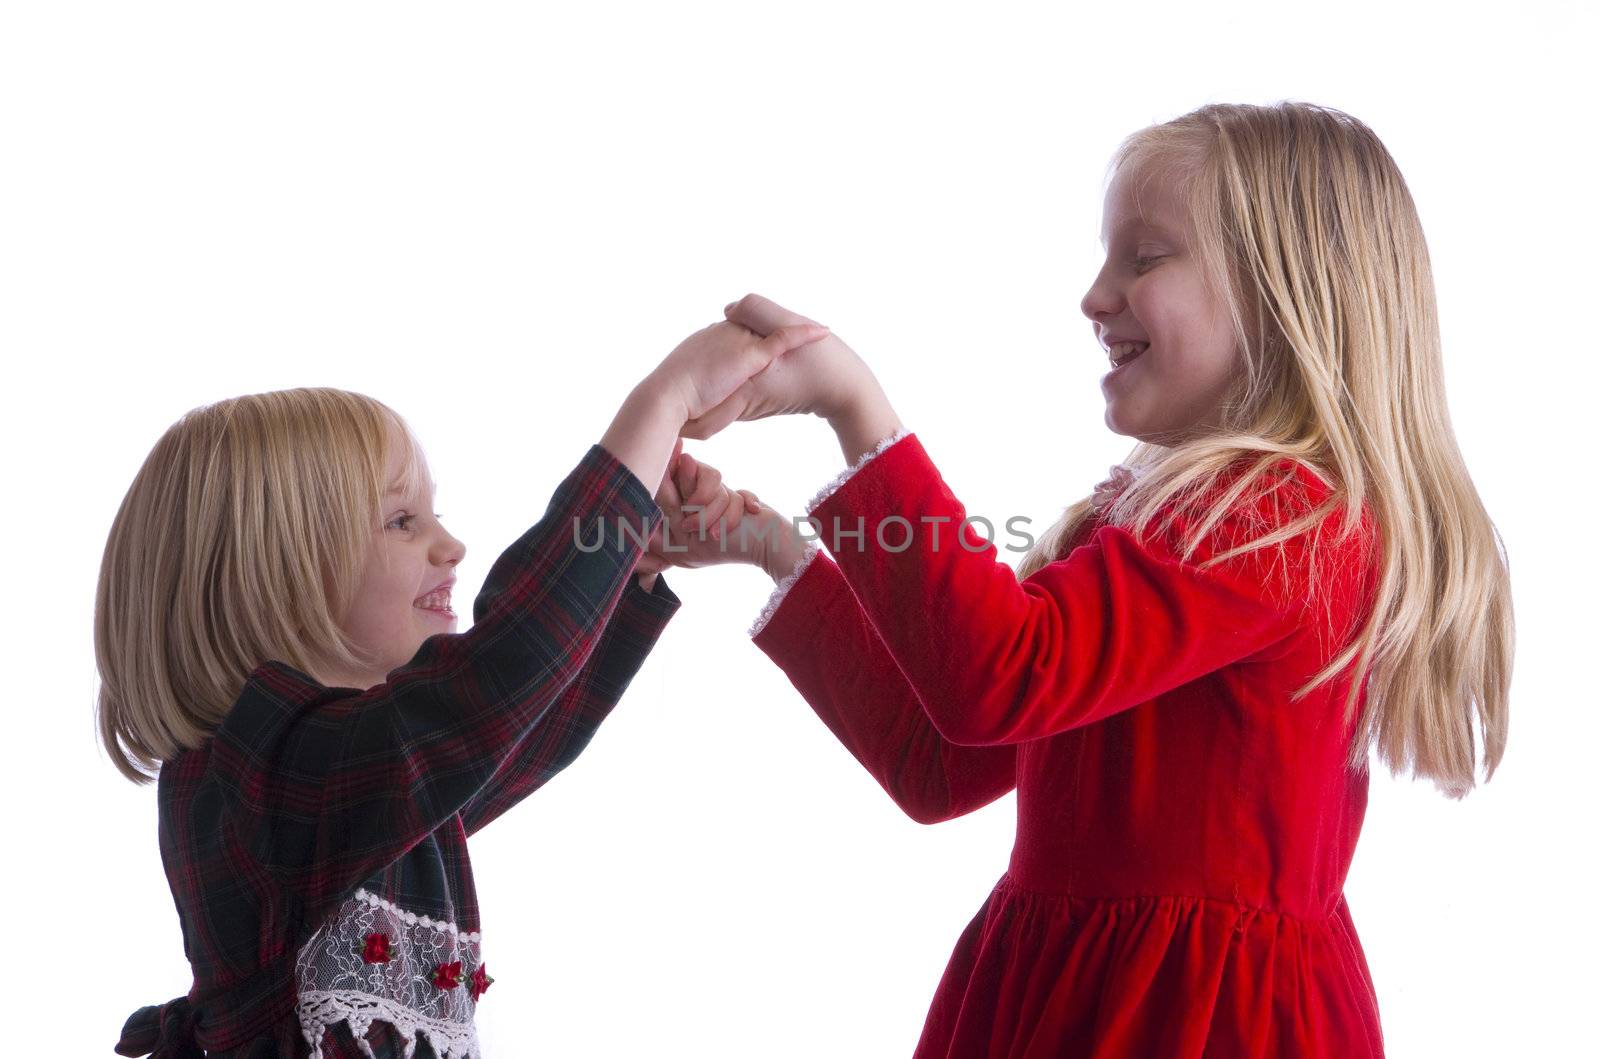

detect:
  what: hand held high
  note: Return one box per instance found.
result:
[649,318,832,429]
[681,293,874,439]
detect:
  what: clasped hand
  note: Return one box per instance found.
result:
[635,293,875,580]
[679,293,877,438]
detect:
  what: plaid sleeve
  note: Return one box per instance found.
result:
[458,569,681,838]
[211,442,664,919]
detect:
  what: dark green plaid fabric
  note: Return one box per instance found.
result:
[115,443,679,1057]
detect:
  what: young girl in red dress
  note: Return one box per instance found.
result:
[648,101,1514,1058]
[99,318,828,1058]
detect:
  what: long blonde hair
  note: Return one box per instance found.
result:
[94,387,428,784]
[1019,101,1512,798]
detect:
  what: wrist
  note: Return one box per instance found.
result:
[825,389,904,467]
[759,520,811,583]
[599,383,688,498]
[632,374,691,427]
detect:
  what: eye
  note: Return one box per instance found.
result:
[1132,255,1162,272]
[386,514,416,532]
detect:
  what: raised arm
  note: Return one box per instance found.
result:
[213,442,662,916]
[806,428,1367,746]
[204,320,832,918]
[706,293,1363,747]
[458,568,682,838]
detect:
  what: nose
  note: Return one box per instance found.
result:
[433,528,466,569]
[1080,262,1122,325]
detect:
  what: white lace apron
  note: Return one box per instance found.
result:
[294,888,487,1059]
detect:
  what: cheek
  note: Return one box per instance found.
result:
[345,569,424,645]
[1138,281,1236,382]
[1176,341,1241,391]
[1143,346,1239,431]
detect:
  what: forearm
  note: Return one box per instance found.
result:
[825,382,905,469]
[460,571,681,837]
[600,380,688,503]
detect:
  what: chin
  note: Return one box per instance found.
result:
[1103,406,1148,439]
[1107,416,1185,449]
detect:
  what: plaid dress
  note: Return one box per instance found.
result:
[115,442,679,1059]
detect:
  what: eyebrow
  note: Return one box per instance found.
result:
[385,481,438,499]
[1101,218,1181,248]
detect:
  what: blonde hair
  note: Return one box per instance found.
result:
[1019,101,1512,798]
[94,387,428,784]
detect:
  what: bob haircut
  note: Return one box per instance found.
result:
[95,387,427,784]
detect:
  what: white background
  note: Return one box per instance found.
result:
[3,2,1595,1056]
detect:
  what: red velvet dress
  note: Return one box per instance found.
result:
[749,430,1385,1058]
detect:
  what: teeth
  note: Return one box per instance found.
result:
[415,588,452,609]
[1110,341,1148,365]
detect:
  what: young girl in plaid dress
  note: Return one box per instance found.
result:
[100,318,827,1058]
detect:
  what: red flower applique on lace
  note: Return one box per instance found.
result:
[360,932,392,964]
[432,961,464,990]
[470,963,495,1001]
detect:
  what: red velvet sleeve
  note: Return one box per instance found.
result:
[808,433,1345,746]
[751,546,1018,824]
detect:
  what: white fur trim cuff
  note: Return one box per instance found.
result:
[747,543,822,638]
[803,426,913,514]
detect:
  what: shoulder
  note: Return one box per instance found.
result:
[1267,458,1376,563]
[220,659,333,726]
[1176,455,1368,546]
[204,660,361,779]
[1120,455,1375,611]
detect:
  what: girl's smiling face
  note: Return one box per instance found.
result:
[1080,167,1242,445]
[317,430,468,689]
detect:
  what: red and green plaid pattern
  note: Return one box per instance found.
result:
[116,443,679,1057]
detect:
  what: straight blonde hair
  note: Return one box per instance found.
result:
[95,387,427,784]
[1018,101,1512,798]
